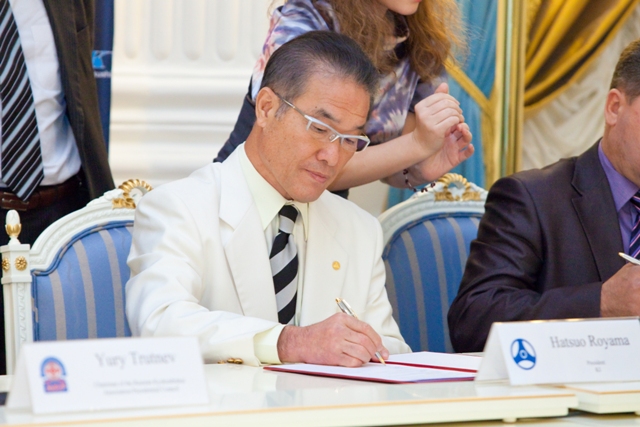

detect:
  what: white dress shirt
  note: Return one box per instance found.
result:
[0,0,81,187]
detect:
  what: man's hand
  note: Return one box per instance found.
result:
[601,263,640,316]
[411,82,464,159]
[276,313,389,367]
[409,122,474,183]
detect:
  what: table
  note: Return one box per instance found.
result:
[0,365,638,426]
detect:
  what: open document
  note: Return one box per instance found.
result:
[265,352,480,384]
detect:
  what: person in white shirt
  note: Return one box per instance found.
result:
[126,31,410,366]
[0,0,114,375]
[0,0,114,242]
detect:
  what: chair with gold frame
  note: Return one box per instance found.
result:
[0,180,152,374]
[378,173,487,353]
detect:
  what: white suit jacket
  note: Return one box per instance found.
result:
[126,150,410,365]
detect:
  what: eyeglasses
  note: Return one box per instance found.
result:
[274,92,370,152]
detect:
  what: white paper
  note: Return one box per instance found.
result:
[7,336,209,414]
[386,351,481,372]
[266,362,474,383]
[477,318,640,385]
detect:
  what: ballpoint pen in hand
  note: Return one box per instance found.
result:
[335,298,386,365]
[619,252,640,266]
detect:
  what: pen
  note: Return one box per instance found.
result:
[335,298,386,365]
[619,252,640,266]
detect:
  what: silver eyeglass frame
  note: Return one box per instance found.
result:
[274,92,370,152]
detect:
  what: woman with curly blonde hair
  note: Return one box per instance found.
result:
[216,0,472,198]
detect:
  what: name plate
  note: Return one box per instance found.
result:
[7,336,209,414]
[476,318,640,385]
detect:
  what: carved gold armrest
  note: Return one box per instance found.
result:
[111,179,154,209]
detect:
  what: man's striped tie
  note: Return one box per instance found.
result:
[629,191,640,258]
[270,205,299,324]
[0,0,43,201]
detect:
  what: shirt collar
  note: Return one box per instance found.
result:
[238,144,309,240]
[598,140,639,213]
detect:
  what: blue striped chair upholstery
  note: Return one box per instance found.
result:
[1,180,152,373]
[379,174,487,353]
[32,221,133,341]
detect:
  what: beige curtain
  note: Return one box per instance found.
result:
[525,0,639,111]
[522,4,640,169]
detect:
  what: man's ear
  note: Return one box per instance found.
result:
[255,87,278,127]
[604,88,623,127]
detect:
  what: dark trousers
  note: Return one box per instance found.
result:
[0,173,90,374]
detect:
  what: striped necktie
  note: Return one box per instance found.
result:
[270,205,299,324]
[629,191,640,258]
[0,0,44,200]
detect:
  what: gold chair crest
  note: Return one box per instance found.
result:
[434,173,483,202]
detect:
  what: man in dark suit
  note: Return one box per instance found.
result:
[0,0,114,245]
[43,0,115,197]
[448,38,640,352]
[0,0,114,372]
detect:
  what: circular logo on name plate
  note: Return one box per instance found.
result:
[41,357,68,393]
[510,339,536,370]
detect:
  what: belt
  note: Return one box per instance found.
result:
[0,175,81,211]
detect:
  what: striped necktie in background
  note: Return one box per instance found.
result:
[629,191,640,259]
[0,0,43,200]
[270,205,299,324]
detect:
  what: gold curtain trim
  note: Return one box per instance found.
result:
[525,0,591,84]
[445,62,494,186]
[482,89,497,185]
[526,0,543,39]
[526,0,637,101]
[525,0,640,112]
[525,0,574,64]
[446,62,491,115]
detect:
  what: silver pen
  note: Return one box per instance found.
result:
[335,298,386,365]
[619,252,640,266]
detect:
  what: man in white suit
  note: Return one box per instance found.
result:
[126,31,411,367]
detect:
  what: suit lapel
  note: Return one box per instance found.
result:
[299,197,348,325]
[41,0,83,137]
[219,153,278,322]
[571,142,625,280]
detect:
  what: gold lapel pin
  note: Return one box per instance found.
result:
[332,261,340,270]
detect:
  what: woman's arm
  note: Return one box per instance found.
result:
[329,83,473,191]
[404,122,473,186]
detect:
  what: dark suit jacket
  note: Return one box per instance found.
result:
[447,142,625,352]
[42,0,114,198]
